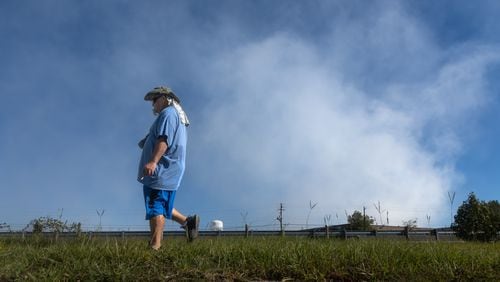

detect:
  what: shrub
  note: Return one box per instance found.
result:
[24,216,81,234]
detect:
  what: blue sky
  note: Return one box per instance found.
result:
[1,0,499,231]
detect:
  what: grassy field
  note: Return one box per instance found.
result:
[0,236,499,281]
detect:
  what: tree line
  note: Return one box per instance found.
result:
[346,192,499,242]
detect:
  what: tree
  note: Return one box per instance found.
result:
[484,200,500,240]
[348,210,374,231]
[402,218,417,230]
[453,193,499,242]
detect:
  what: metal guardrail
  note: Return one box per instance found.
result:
[1,229,493,241]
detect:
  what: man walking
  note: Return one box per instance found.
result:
[138,86,199,250]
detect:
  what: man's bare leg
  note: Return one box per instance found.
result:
[171,208,187,226]
[149,215,165,250]
[172,208,199,242]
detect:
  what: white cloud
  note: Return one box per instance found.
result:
[189,11,500,228]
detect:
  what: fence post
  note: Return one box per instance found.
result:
[325,225,329,239]
[404,226,410,240]
[76,223,82,238]
[245,224,249,238]
[341,228,347,240]
[121,231,125,240]
[433,229,439,241]
[373,229,378,238]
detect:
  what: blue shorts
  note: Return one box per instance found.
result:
[143,186,176,220]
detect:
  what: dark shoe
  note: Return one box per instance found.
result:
[186,214,200,242]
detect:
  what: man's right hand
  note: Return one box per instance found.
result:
[143,161,157,176]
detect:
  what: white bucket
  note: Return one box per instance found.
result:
[209,220,223,231]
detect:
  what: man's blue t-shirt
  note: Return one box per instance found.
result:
[138,106,187,190]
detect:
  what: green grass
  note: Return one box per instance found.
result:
[1,236,499,281]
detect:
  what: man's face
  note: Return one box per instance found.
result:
[152,95,167,115]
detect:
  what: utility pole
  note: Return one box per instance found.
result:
[306,200,318,230]
[324,214,331,239]
[448,191,456,227]
[374,201,385,226]
[240,211,248,227]
[277,203,284,236]
[96,209,105,231]
[363,206,366,230]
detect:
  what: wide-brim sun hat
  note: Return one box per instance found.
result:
[144,86,181,103]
